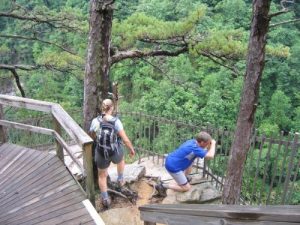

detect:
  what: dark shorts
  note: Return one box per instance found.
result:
[95,146,124,169]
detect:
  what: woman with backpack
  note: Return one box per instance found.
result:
[89,99,135,208]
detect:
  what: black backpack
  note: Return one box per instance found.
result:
[96,116,119,159]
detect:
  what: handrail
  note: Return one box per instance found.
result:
[0,94,95,204]
[139,204,300,225]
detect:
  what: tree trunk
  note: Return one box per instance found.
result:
[83,0,113,131]
[222,0,271,204]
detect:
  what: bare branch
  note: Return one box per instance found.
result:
[269,9,292,18]
[270,18,300,27]
[0,34,77,55]
[198,51,240,78]
[0,64,40,71]
[0,11,84,33]
[111,46,188,65]
[9,69,26,97]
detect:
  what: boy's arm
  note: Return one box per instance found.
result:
[205,139,216,159]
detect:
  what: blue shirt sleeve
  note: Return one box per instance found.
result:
[192,144,208,158]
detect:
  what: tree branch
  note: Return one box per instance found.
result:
[111,46,188,65]
[268,9,291,18]
[0,34,76,55]
[199,51,240,78]
[0,11,84,32]
[270,18,300,27]
[0,64,40,71]
[9,69,26,97]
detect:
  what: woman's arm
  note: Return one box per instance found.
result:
[118,129,135,157]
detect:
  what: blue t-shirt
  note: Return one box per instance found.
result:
[165,139,208,173]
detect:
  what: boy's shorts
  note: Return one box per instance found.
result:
[168,170,188,186]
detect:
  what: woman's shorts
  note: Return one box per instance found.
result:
[95,147,124,169]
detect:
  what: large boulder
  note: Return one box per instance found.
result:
[108,163,146,183]
[162,175,221,204]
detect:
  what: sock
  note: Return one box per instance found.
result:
[117,173,124,181]
[101,191,109,200]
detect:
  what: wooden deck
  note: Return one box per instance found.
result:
[0,143,104,225]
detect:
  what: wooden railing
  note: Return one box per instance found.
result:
[139,204,300,225]
[0,94,95,204]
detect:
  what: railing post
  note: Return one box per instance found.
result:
[83,142,95,205]
[0,104,7,143]
[53,116,64,161]
[282,133,299,204]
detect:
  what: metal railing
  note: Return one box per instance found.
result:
[1,105,299,205]
[119,111,300,205]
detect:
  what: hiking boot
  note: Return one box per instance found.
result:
[117,178,125,188]
[154,182,167,197]
[186,175,192,183]
[102,197,111,208]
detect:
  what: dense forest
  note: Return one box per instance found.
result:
[0,0,299,134]
[0,0,299,205]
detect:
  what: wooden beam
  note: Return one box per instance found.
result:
[82,142,95,205]
[0,105,7,143]
[51,104,93,146]
[0,94,52,112]
[139,204,300,225]
[0,120,54,136]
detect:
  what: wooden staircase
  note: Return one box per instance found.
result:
[0,143,103,225]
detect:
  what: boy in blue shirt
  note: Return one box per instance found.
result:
[156,131,216,195]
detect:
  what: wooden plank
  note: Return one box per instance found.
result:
[0,167,73,212]
[0,150,54,193]
[0,120,54,136]
[0,147,38,186]
[0,144,22,169]
[0,159,66,208]
[0,144,97,225]
[0,191,83,224]
[57,214,95,225]
[0,185,82,223]
[139,204,300,223]
[140,211,297,225]
[82,199,105,225]
[0,94,53,112]
[0,150,57,198]
[20,202,88,225]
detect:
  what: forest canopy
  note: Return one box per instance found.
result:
[0,0,299,134]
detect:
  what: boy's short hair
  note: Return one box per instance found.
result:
[195,131,212,143]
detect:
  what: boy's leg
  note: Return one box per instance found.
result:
[164,170,191,192]
[184,165,193,176]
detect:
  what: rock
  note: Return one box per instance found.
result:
[162,179,221,204]
[108,164,146,183]
[132,157,172,181]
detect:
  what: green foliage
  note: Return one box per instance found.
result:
[268,90,292,130]
[112,6,206,48]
